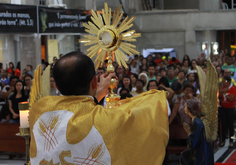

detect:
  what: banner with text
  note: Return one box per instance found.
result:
[38,7,90,33]
[0,4,37,33]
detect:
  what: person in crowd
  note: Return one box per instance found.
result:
[50,76,61,96]
[181,55,191,66]
[138,72,148,91]
[182,60,190,72]
[221,55,235,73]
[26,64,33,76]
[212,55,217,62]
[217,58,223,66]
[120,93,133,100]
[147,80,159,90]
[131,79,145,96]
[112,61,118,69]
[219,76,236,148]
[117,75,135,95]
[158,61,166,70]
[154,66,159,76]
[147,54,155,66]
[0,70,9,88]
[219,69,236,86]
[116,65,125,77]
[197,52,206,64]
[147,65,156,81]
[212,61,218,68]
[216,65,223,78]
[139,58,148,73]
[130,59,139,75]
[174,67,180,78]
[187,73,197,87]
[174,70,188,87]
[188,59,198,74]
[159,77,175,103]
[130,73,138,88]
[124,64,132,77]
[9,80,27,123]
[97,67,105,79]
[51,56,58,69]
[164,59,169,66]
[138,55,143,66]
[119,88,130,95]
[155,53,163,66]
[156,75,162,83]
[169,84,200,125]
[171,81,184,106]
[2,75,19,102]
[23,74,33,99]
[160,68,167,77]
[6,61,15,75]
[43,62,49,70]
[169,57,180,66]
[180,99,214,165]
[166,67,177,86]
[20,69,27,80]
[176,62,182,70]
[14,62,21,78]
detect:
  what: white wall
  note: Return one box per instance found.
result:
[132,10,236,60]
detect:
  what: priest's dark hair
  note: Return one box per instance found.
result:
[53,51,96,95]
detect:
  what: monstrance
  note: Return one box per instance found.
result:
[80,3,141,108]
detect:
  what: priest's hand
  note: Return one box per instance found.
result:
[95,72,116,102]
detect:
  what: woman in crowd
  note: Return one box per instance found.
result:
[130,59,139,75]
[169,83,200,125]
[147,80,159,90]
[139,58,148,74]
[188,59,198,74]
[159,77,174,103]
[124,64,132,77]
[187,73,197,86]
[117,75,135,95]
[175,70,188,87]
[14,62,21,78]
[219,76,236,148]
[182,60,190,72]
[24,74,33,99]
[181,54,191,66]
[180,99,214,165]
[131,79,145,96]
[174,67,180,79]
[130,73,138,88]
[147,55,155,66]
[138,72,148,91]
[6,61,15,75]
[216,65,223,79]
[9,80,27,123]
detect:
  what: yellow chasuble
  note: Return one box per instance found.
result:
[29,90,169,165]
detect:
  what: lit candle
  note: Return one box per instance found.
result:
[19,102,29,128]
[19,110,29,128]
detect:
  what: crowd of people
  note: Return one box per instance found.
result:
[97,51,236,148]
[0,51,235,149]
[0,56,62,124]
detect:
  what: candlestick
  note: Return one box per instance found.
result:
[17,101,30,165]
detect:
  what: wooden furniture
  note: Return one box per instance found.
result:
[166,124,188,155]
[0,123,26,153]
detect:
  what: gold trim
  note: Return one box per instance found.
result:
[19,102,29,110]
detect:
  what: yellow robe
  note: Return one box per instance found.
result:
[29,90,169,165]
